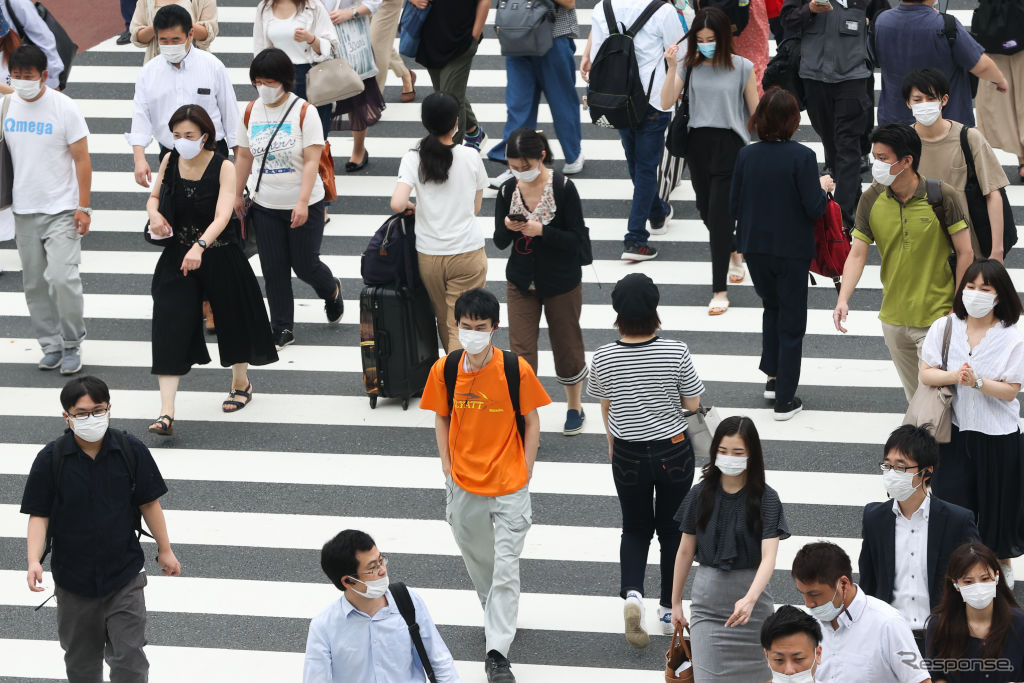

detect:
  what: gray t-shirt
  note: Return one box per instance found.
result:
[682,54,754,144]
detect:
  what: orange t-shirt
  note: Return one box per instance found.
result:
[420,351,551,497]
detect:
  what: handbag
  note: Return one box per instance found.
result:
[142,150,177,247]
[298,103,338,202]
[665,66,692,158]
[335,14,378,80]
[398,0,431,58]
[664,625,694,683]
[306,48,365,107]
[904,315,955,443]
[239,98,300,256]
[684,404,722,458]
[0,95,13,210]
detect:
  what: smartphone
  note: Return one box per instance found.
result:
[508,214,528,223]
[813,0,831,6]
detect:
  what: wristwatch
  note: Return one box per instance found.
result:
[76,206,92,216]
[352,6,361,18]
[975,377,985,390]
[196,239,208,250]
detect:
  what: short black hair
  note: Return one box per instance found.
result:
[952,258,1023,325]
[884,424,939,472]
[168,105,218,150]
[760,605,823,649]
[153,4,193,35]
[902,68,950,103]
[506,128,555,164]
[60,376,111,412]
[870,123,922,172]
[614,312,661,336]
[9,45,45,74]
[320,529,376,591]
[250,48,295,94]
[791,542,853,588]
[454,288,500,326]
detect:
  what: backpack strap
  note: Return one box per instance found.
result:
[925,177,956,254]
[389,582,438,683]
[626,0,667,36]
[110,429,155,543]
[244,100,255,128]
[941,12,958,49]
[603,0,620,35]
[443,349,463,415]
[959,125,979,185]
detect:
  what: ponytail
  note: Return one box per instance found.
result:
[417,92,460,184]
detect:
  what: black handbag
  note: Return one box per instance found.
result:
[960,126,1017,258]
[143,151,178,247]
[665,66,692,158]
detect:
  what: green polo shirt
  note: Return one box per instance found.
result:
[852,176,968,329]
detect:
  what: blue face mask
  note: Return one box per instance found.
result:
[697,41,717,59]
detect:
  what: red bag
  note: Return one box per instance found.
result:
[809,195,850,291]
[765,0,784,19]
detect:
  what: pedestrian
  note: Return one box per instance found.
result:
[662,7,759,312]
[906,68,1011,261]
[407,0,489,149]
[730,87,832,420]
[145,105,278,436]
[760,605,822,681]
[128,4,238,188]
[791,541,928,683]
[858,425,979,653]
[873,0,1007,127]
[368,0,415,101]
[1,0,63,90]
[129,0,219,63]
[235,48,344,351]
[921,259,1024,588]
[976,16,1024,184]
[303,529,461,682]
[587,272,705,646]
[419,288,552,683]
[21,376,182,683]
[671,416,788,682]
[585,0,682,262]
[780,0,889,229]
[487,0,584,181]
[0,14,20,275]
[925,542,1024,682]
[833,123,973,402]
[390,92,489,353]
[118,0,137,44]
[493,128,588,436]
[7,45,92,376]
[733,0,771,97]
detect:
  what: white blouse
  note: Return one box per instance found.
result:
[921,314,1024,435]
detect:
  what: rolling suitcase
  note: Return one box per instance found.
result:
[360,285,438,410]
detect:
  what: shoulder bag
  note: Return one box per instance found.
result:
[298,102,338,202]
[0,95,12,210]
[684,403,722,457]
[398,0,431,58]
[665,66,692,158]
[903,315,954,443]
[306,46,365,107]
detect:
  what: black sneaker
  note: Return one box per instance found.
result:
[621,242,658,262]
[274,329,295,350]
[325,278,344,323]
[484,650,516,683]
[116,30,131,45]
[764,378,776,401]
[774,397,803,421]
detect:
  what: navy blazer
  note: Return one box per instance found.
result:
[859,495,979,611]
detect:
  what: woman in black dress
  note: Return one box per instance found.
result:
[147,105,278,435]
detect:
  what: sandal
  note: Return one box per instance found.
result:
[400,71,417,103]
[1018,164,1024,183]
[728,260,746,284]
[223,383,253,413]
[147,415,174,436]
[708,297,730,316]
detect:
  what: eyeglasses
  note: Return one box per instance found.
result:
[357,554,388,575]
[68,405,110,419]
[879,462,922,473]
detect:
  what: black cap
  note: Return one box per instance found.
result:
[612,273,659,317]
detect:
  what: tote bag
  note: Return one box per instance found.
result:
[335,14,378,80]
[684,404,722,457]
[664,625,694,682]
[903,315,954,443]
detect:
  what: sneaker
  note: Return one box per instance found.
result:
[657,605,673,636]
[116,30,131,45]
[624,593,651,648]
[325,278,344,323]
[490,169,514,190]
[563,154,585,175]
[622,242,659,262]
[649,205,674,235]
[463,126,487,152]
[38,350,62,370]
[563,408,585,436]
[274,329,295,350]
[484,650,516,683]
[774,397,803,421]
[764,378,776,401]
[60,348,82,376]
[1003,562,1015,588]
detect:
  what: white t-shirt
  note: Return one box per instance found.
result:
[4,88,89,215]
[396,145,488,255]
[266,15,310,64]
[238,94,326,210]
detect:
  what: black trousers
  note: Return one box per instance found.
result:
[158,138,230,161]
[803,78,872,228]
[687,128,744,293]
[746,253,810,405]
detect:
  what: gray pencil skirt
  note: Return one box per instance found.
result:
[690,566,773,683]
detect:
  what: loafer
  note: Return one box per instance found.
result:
[60,348,82,375]
[484,650,516,683]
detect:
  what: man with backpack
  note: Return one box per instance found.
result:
[833,124,973,402]
[303,529,460,682]
[419,288,551,683]
[2,0,64,90]
[21,375,181,682]
[585,0,683,261]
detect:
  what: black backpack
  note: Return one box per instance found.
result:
[5,0,76,91]
[360,211,422,289]
[694,0,750,35]
[443,349,525,444]
[972,0,1024,55]
[588,0,666,129]
[958,126,1017,258]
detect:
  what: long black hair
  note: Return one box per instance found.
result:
[505,128,555,164]
[417,92,460,184]
[695,415,766,535]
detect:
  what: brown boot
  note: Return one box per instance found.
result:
[202,300,216,335]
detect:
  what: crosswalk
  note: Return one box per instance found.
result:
[1,0,1022,680]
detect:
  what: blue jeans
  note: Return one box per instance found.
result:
[618,107,671,245]
[487,36,582,165]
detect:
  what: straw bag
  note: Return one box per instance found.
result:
[903,315,954,443]
[665,625,694,682]
[306,49,364,107]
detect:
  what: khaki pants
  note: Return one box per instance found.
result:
[369,0,406,90]
[418,248,488,353]
[977,51,1024,160]
[880,322,930,403]
[506,283,587,384]
[427,39,480,143]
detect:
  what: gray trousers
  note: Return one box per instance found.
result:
[56,572,149,683]
[14,210,86,353]
[445,476,531,656]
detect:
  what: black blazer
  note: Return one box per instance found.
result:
[859,496,979,610]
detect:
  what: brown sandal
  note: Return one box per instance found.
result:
[147,415,174,435]
[400,71,417,103]
[222,384,253,413]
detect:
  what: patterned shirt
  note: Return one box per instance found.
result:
[554,6,578,38]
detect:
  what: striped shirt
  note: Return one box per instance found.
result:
[587,337,705,441]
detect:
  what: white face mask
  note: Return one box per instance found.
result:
[459,328,493,356]
[68,413,110,443]
[772,668,815,683]
[257,84,283,105]
[957,579,998,609]
[348,572,389,599]
[871,158,904,187]
[11,78,41,100]
[716,454,748,477]
[159,42,189,64]
[882,468,922,502]
[511,166,541,183]
[173,135,206,160]
[808,584,844,622]
[961,290,997,318]
[911,101,942,126]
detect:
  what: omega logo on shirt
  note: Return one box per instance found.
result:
[5,118,54,135]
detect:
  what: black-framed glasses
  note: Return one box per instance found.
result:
[357,554,388,575]
[68,405,111,419]
[879,462,922,473]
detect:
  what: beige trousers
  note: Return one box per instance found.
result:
[370,0,407,90]
[418,248,488,353]
[880,322,931,403]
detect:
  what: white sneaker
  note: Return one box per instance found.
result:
[624,593,651,648]
[657,605,673,635]
[563,154,585,175]
[489,169,514,190]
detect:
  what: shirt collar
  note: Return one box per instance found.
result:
[884,174,927,202]
[838,584,867,628]
[891,491,931,521]
[339,589,396,618]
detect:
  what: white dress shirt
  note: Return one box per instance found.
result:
[2,0,62,90]
[816,585,927,683]
[126,45,239,151]
[890,495,931,630]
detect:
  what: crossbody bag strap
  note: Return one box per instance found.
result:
[253,97,299,198]
[941,314,953,371]
[389,582,438,683]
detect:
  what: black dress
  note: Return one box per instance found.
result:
[150,152,278,375]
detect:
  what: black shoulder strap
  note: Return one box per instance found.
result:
[39,434,71,564]
[941,314,953,370]
[925,177,955,252]
[959,125,979,185]
[942,12,958,49]
[551,170,567,209]
[253,97,299,196]
[389,582,438,683]
[627,0,666,36]
[502,350,525,444]
[5,0,27,43]
[603,0,620,35]
[443,349,464,415]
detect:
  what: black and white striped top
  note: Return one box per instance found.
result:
[587,337,705,441]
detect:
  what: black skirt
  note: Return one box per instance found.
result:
[330,77,385,132]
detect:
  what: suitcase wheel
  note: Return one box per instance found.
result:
[401,398,409,411]
[369,395,377,409]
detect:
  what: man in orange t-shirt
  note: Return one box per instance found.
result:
[420,288,551,683]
